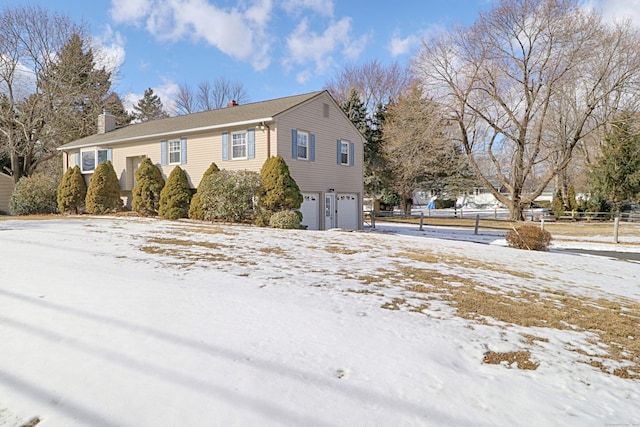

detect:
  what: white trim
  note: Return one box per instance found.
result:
[57,117,273,151]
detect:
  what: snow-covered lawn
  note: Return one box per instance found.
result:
[0,217,639,426]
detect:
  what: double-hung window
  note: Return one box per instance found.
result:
[296,131,309,160]
[232,131,247,159]
[81,148,109,173]
[168,140,181,164]
[340,141,349,165]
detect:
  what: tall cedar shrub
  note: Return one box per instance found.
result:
[159,166,191,219]
[57,166,86,214]
[9,174,59,215]
[188,162,220,220]
[199,170,261,222]
[257,156,302,226]
[132,157,165,216]
[551,190,565,217]
[506,225,552,251]
[85,161,123,214]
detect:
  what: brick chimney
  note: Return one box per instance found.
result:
[97,110,116,134]
[227,100,238,107]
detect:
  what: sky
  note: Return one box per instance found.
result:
[2,0,639,113]
[0,216,638,425]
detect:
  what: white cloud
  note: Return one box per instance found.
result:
[109,0,273,71]
[123,79,179,116]
[388,33,419,57]
[281,0,334,17]
[581,0,640,26]
[91,26,126,77]
[283,17,368,80]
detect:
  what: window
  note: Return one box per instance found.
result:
[232,131,247,159]
[168,140,181,164]
[81,148,108,172]
[297,131,309,160]
[340,141,349,165]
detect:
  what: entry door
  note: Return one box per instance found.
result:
[325,193,335,229]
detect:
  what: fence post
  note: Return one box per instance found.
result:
[371,210,375,229]
[419,211,424,231]
[474,214,480,235]
[614,213,620,244]
[494,209,497,220]
[540,216,545,231]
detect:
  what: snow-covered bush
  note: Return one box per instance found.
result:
[506,225,552,251]
[9,174,59,215]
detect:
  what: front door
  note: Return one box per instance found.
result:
[325,193,335,229]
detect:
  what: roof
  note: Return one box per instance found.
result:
[58,90,325,151]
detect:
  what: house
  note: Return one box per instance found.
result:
[57,91,364,230]
[0,172,15,214]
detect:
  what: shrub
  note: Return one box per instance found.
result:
[189,162,220,220]
[132,157,165,216]
[85,161,123,214]
[159,166,191,219]
[9,174,59,215]
[256,156,302,226]
[199,170,261,222]
[551,190,565,217]
[434,198,455,209]
[506,225,552,251]
[57,166,86,214]
[269,210,302,229]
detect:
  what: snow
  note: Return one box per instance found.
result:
[0,217,639,426]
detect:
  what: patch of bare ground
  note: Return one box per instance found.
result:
[374,261,640,380]
[483,351,539,370]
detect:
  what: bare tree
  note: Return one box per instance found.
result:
[175,82,195,115]
[325,59,411,115]
[0,5,85,182]
[414,0,640,220]
[384,82,471,213]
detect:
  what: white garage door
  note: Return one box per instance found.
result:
[300,193,319,230]
[337,193,359,230]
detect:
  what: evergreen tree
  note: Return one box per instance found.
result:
[159,166,191,219]
[85,161,122,214]
[589,115,640,209]
[257,156,302,220]
[189,162,220,220]
[567,185,579,212]
[551,190,565,217]
[341,87,368,134]
[132,157,165,216]
[133,88,169,122]
[57,165,86,214]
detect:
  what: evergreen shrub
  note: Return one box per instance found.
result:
[506,225,552,251]
[57,166,86,214]
[189,162,220,220]
[9,174,59,215]
[159,166,191,219]
[85,161,123,214]
[256,156,302,226]
[132,157,164,216]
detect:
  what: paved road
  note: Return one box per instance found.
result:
[557,248,640,262]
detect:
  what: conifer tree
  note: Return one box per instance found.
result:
[567,185,579,212]
[85,161,122,214]
[189,162,220,220]
[57,165,86,214]
[551,190,565,217]
[133,88,169,122]
[132,157,165,216]
[257,156,302,226]
[159,166,191,219]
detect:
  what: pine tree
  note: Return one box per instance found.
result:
[133,88,169,122]
[85,161,122,214]
[551,190,565,217]
[132,157,165,216]
[257,156,302,226]
[159,166,191,219]
[567,185,579,212]
[589,115,640,209]
[189,162,220,220]
[57,165,86,214]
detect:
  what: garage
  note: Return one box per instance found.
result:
[300,193,319,230]
[336,193,359,230]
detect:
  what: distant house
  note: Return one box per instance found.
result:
[0,172,15,214]
[57,91,364,230]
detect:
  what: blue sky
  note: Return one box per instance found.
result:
[3,0,636,112]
